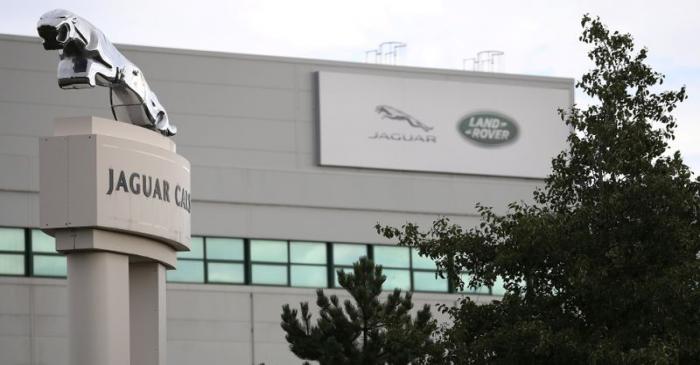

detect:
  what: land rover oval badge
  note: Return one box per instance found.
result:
[458,112,518,146]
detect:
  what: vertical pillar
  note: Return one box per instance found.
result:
[67,251,130,365]
[130,262,167,365]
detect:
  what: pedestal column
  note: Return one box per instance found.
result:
[67,251,131,365]
[41,116,191,365]
[130,262,167,365]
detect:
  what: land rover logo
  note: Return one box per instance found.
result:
[458,112,518,145]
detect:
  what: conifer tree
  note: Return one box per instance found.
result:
[281,257,440,365]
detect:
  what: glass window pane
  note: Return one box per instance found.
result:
[373,246,409,268]
[332,244,366,266]
[33,255,66,277]
[491,276,507,296]
[251,264,287,285]
[167,260,204,283]
[291,265,327,288]
[250,240,287,263]
[411,249,438,270]
[459,273,490,294]
[206,238,244,261]
[207,262,244,283]
[0,254,24,275]
[290,242,326,264]
[31,230,56,253]
[0,228,24,252]
[177,237,204,259]
[413,271,448,292]
[382,269,411,291]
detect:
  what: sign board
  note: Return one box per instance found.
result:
[318,71,573,178]
[40,117,191,251]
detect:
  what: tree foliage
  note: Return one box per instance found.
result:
[377,15,700,364]
[280,257,440,365]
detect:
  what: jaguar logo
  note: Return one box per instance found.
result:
[37,9,177,136]
[375,105,434,132]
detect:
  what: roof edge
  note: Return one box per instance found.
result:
[1,33,575,87]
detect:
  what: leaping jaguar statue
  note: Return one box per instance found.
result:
[37,9,177,136]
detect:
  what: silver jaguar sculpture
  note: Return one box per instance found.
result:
[37,9,176,136]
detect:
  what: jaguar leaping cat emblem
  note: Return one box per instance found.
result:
[375,105,433,132]
[37,9,177,136]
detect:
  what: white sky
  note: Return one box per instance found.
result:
[5,0,700,172]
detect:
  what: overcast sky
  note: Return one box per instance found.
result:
[5,0,700,172]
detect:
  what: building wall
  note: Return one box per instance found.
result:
[0,34,573,364]
[0,277,496,365]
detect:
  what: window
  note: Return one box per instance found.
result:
[458,272,490,295]
[290,241,327,288]
[250,240,288,285]
[373,245,411,291]
[411,249,448,292]
[491,276,507,296]
[332,243,367,288]
[0,228,24,275]
[0,227,506,296]
[167,236,205,283]
[31,230,66,277]
[206,238,245,284]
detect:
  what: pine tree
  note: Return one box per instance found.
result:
[377,15,700,364]
[280,257,440,364]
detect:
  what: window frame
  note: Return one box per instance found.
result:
[166,236,206,283]
[204,236,246,285]
[0,227,29,277]
[0,227,507,296]
[330,242,370,289]
[30,229,66,278]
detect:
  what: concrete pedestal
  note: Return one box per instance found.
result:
[40,117,191,365]
[130,262,167,365]
[67,251,131,365]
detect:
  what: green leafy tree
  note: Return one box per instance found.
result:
[377,15,700,364]
[280,257,440,365]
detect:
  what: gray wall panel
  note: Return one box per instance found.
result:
[190,166,538,216]
[168,319,251,342]
[148,79,298,120]
[0,154,36,191]
[0,135,39,156]
[0,336,31,365]
[0,68,104,108]
[254,343,299,365]
[0,314,29,336]
[167,288,250,321]
[0,278,475,365]
[0,38,56,72]
[122,50,298,89]
[0,191,37,228]
[0,101,109,137]
[32,315,67,337]
[180,146,297,170]
[191,200,482,244]
[33,337,69,365]
[294,120,315,154]
[172,115,297,151]
[168,340,251,365]
[0,283,30,314]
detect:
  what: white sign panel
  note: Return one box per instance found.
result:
[318,71,572,178]
[40,117,191,251]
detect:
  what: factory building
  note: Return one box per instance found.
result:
[0,34,573,365]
